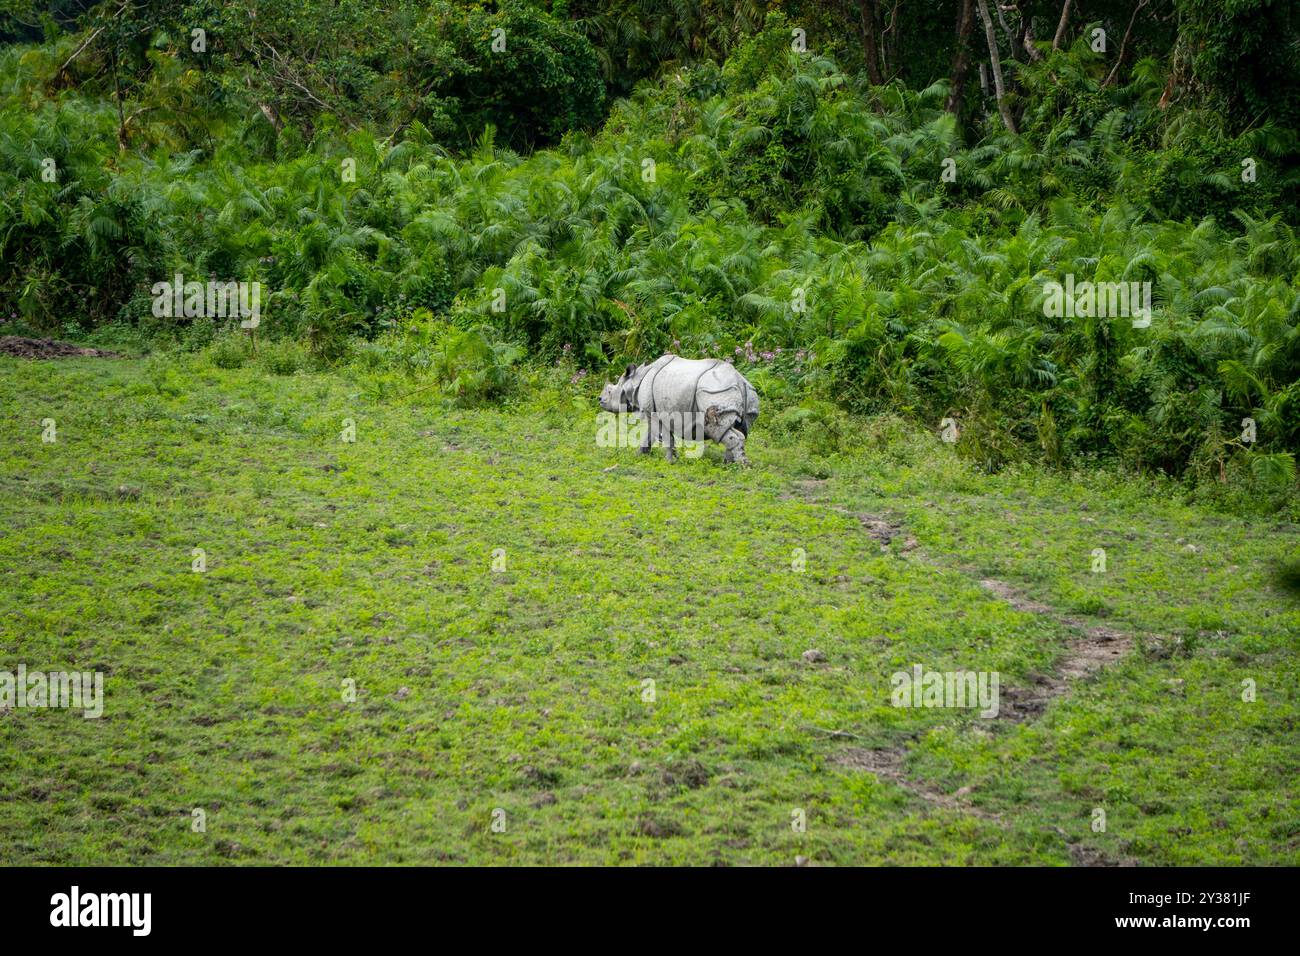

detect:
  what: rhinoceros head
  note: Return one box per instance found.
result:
[599,364,640,413]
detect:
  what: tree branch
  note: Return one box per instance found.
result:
[1103,0,1151,88]
[57,26,105,77]
[1052,0,1074,51]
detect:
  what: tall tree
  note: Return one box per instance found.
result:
[857,0,884,85]
[945,0,976,115]
[975,0,1017,133]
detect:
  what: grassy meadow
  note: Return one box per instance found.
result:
[1,349,1296,865]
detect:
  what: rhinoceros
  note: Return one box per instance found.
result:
[599,354,759,464]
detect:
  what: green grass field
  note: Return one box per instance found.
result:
[1,352,1297,865]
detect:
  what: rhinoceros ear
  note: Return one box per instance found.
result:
[624,363,637,381]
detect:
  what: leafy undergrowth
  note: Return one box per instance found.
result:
[0,355,1296,865]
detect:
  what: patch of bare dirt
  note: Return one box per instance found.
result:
[1066,842,1138,867]
[978,577,1054,614]
[854,512,907,547]
[831,505,919,551]
[831,745,908,780]
[831,747,1001,820]
[786,482,919,552]
[0,336,119,359]
[636,816,684,838]
[660,758,710,790]
[1050,827,1140,867]
[978,578,1136,710]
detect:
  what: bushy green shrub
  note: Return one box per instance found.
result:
[258,338,309,376]
[430,325,524,405]
[207,333,251,370]
[770,400,862,458]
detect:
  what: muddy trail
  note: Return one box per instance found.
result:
[793,481,1145,864]
[0,336,119,359]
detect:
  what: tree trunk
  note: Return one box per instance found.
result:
[1021,10,1044,62]
[946,0,977,115]
[857,0,884,85]
[1052,0,1073,51]
[975,0,1018,133]
[111,48,128,152]
[259,103,284,134]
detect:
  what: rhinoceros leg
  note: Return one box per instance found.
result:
[703,406,749,464]
[638,415,653,455]
[645,411,677,462]
[663,427,677,463]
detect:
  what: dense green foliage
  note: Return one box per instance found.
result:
[1173,0,1300,130]
[1,3,1297,501]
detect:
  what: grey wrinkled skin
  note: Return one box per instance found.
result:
[599,354,759,464]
